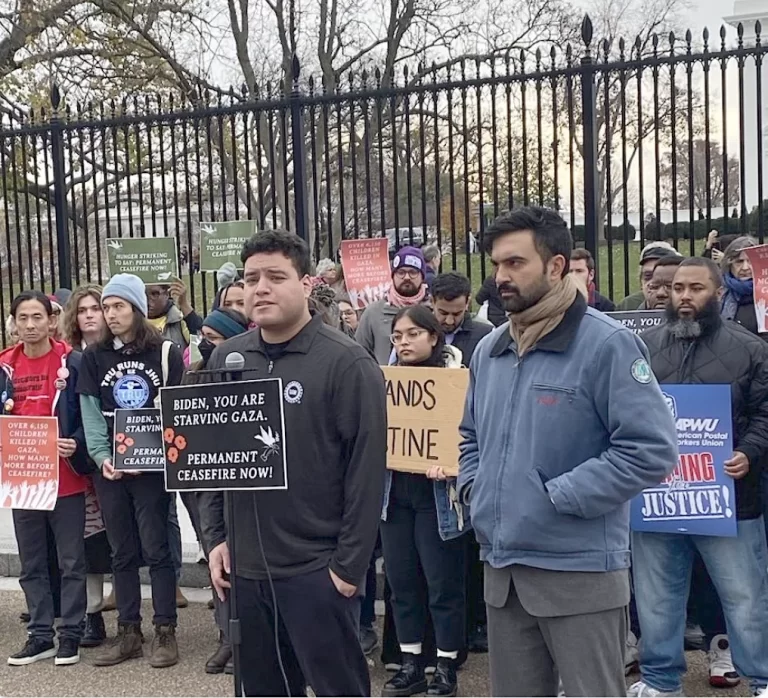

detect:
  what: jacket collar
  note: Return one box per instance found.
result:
[490,293,587,358]
[246,313,323,356]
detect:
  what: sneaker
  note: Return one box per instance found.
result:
[7,638,56,666]
[625,631,640,675]
[709,634,740,688]
[55,638,80,666]
[93,622,143,666]
[81,612,107,648]
[382,653,427,697]
[752,689,768,697]
[360,625,378,656]
[149,624,178,668]
[384,662,402,672]
[627,681,684,697]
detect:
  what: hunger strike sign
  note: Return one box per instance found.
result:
[0,416,59,511]
[159,379,287,492]
[382,366,469,477]
[630,384,736,537]
[106,237,179,285]
[200,220,257,271]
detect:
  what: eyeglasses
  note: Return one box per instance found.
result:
[340,309,357,317]
[394,269,421,279]
[647,282,672,292]
[390,328,429,344]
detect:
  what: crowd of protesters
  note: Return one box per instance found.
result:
[2,209,768,698]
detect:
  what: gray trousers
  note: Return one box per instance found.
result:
[487,584,627,697]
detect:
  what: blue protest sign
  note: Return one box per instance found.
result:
[630,384,737,537]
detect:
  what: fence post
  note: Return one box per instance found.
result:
[290,54,309,243]
[579,16,600,277]
[50,84,72,290]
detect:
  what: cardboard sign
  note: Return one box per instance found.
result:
[340,238,392,309]
[630,384,737,537]
[200,220,257,271]
[0,416,59,511]
[159,379,287,492]
[606,310,666,335]
[382,366,469,477]
[744,244,768,333]
[113,408,165,472]
[106,237,179,285]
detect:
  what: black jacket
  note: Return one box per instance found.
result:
[476,276,507,327]
[451,315,492,365]
[591,292,616,313]
[643,317,768,519]
[198,315,387,586]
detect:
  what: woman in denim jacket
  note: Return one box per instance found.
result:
[381,305,470,698]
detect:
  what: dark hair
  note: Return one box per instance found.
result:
[241,229,311,277]
[653,256,685,270]
[100,308,163,354]
[391,305,446,367]
[423,244,441,264]
[431,272,472,302]
[483,206,573,277]
[570,247,594,272]
[678,257,723,288]
[11,291,53,318]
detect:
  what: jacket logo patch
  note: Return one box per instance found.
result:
[284,381,303,404]
[631,358,652,384]
[537,395,559,406]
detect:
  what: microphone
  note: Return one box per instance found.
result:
[225,351,246,382]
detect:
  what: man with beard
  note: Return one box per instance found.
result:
[630,257,768,698]
[356,246,430,364]
[458,206,678,697]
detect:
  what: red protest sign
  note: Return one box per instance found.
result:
[744,244,768,333]
[340,238,392,309]
[0,416,59,511]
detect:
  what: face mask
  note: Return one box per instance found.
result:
[199,338,216,364]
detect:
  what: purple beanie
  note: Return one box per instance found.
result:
[392,246,426,276]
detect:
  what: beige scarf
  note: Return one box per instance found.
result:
[509,274,579,357]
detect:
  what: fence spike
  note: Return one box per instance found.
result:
[668,30,675,51]
[685,29,692,52]
[51,84,61,111]
[756,20,762,44]
[292,53,300,82]
[581,14,593,47]
[720,24,727,51]
[703,26,710,48]
[618,37,625,59]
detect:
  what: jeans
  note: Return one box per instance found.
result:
[13,494,86,642]
[687,552,726,645]
[167,494,182,583]
[94,471,176,626]
[632,518,768,694]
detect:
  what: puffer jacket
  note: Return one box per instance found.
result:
[643,316,768,519]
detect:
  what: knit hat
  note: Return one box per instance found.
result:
[53,288,72,307]
[217,262,238,288]
[392,246,426,276]
[102,273,148,317]
[639,242,680,264]
[202,309,249,339]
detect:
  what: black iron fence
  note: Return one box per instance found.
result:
[0,16,766,338]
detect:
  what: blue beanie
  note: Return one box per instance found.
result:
[392,246,426,277]
[203,309,249,339]
[102,273,148,317]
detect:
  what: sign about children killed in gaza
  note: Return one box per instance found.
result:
[630,384,736,537]
[106,237,179,285]
[159,379,287,492]
[113,409,165,472]
[382,366,469,477]
[606,310,665,335]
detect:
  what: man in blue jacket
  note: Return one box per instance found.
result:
[457,207,678,697]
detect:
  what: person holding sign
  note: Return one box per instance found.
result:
[458,207,678,697]
[719,236,766,339]
[77,273,185,669]
[201,229,387,697]
[631,257,768,698]
[1,291,92,667]
[380,305,469,698]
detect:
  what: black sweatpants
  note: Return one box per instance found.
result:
[237,567,369,697]
[93,471,175,626]
[13,493,86,642]
[380,472,466,653]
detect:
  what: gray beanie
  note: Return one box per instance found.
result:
[217,262,238,288]
[102,273,148,317]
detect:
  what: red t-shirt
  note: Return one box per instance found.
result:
[10,348,87,498]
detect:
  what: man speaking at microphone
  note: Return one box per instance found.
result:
[199,230,387,697]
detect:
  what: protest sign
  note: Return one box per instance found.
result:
[340,238,392,309]
[106,237,178,285]
[382,366,469,477]
[113,409,165,472]
[200,220,257,271]
[0,416,59,511]
[744,244,768,332]
[630,384,736,537]
[606,310,665,335]
[159,379,287,491]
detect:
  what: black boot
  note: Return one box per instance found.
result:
[427,658,458,697]
[382,653,427,697]
[205,642,232,674]
[468,623,488,653]
[81,612,107,648]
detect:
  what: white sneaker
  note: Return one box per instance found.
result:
[625,631,640,675]
[709,634,740,688]
[627,681,684,697]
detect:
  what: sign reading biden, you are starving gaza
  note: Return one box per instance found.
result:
[630,384,736,537]
[382,366,469,477]
[159,379,287,492]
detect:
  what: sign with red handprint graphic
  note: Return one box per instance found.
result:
[113,408,165,471]
[159,378,287,492]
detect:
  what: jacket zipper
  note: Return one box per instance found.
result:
[268,360,274,374]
